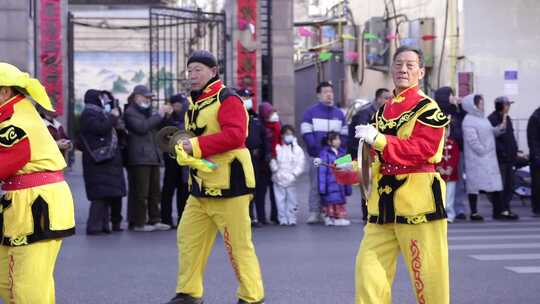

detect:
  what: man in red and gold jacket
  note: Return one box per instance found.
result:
[165,51,264,304]
[0,62,75,303]
[354,47,450,304]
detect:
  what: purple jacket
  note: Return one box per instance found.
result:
[301,102,348,157]
[318,146,352,205]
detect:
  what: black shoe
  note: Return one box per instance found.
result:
[455,213,467,220]
[494,211,520,221]
[165,293,204,304]
[238,299,265,304]
[470,213,484,221]
[86,230,103,235]
[112,223,124,232]
[532,212,540,218]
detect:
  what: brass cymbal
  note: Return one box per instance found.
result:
[168,130,193,155]
[357,140,374,199]
[156,126,180,154]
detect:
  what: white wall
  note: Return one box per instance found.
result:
[463,0,540,150]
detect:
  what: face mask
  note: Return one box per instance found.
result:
[244,98,253,110]
[283,134,294,144]
[269,112,279,122]
[139,102,151,109]
[103,103,112,113]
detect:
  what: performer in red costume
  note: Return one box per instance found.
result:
[165,50,264,304]
[354,46,450,304]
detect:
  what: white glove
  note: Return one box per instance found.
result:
[355,124,379,145]
[313,157,322,167]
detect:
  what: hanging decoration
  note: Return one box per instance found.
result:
[363,32,379,41]
[298,27,314,37]
[319,51,333,61]
[386,33,397,41]
[237,0,257,107]
[422,34,437,41]
[345,51,359,61]
[39,0,64,115]
[322,26,336,39]
[342,34,356,41]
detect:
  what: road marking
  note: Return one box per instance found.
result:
[470,254,540,261]
[504,266,540,274]
[449,243,540,250]
[449,228,540,234]
[449,235,540,241]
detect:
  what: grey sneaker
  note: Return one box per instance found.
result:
[132,224,156,232]
[165,293,204,304]
[154,222,172,231]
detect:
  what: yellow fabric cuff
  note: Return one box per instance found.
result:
[372,134,387,152]
[190,138,202,158]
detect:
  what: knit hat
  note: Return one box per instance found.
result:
[187,50,217,68]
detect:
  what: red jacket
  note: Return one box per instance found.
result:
[437,137,460,181]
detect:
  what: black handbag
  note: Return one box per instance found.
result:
[80,129,118,163]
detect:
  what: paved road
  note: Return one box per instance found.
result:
[53,160,540,304]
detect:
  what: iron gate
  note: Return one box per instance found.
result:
[149,7,227,103]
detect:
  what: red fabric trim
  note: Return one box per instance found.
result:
[265,121,281,157]
[2,171,64,191]
[0,137,31,180]
[196,79,224,102]
[384,86,424,120]
[197,95,248,158]
[0,95,25,122]
[381,122,444,167]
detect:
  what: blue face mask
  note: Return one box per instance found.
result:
[244,98,253,110]
[103,104,112,113]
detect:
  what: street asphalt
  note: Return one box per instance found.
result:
[53,157,540,304]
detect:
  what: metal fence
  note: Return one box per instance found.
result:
[149,7,227,103]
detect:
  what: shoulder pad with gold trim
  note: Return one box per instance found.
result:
[416,100,450,128]
[0,125,27,147]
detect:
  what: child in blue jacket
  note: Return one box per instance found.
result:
[318,131,352,226]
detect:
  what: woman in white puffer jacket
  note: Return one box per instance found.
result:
[270,125,306,225]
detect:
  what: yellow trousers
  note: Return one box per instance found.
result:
[0,240,62,304]
[355,220,449,304]
[176,194,264,302]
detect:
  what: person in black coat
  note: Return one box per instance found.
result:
[160,93,190,227]
[347,88,390,221]
[434,86,467,220]
[527,106,540,216]
[238,88,270,226]
[488,96,518,212]
[79,89,126,234]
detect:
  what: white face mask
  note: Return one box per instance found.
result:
[283,134,295,144]
[244,98,253,110]
[269,112,279,122]
[139,102,151,109]
[103,103,112,113]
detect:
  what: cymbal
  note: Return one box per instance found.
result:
[156,126,180,154]
[168,130,193,155]
[357,140,373,199]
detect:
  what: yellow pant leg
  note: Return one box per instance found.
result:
[395,220,449,304]
[207,194,264,303]
[0,240,62,304]
[176,195,218,297]
[355,223,400,304]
